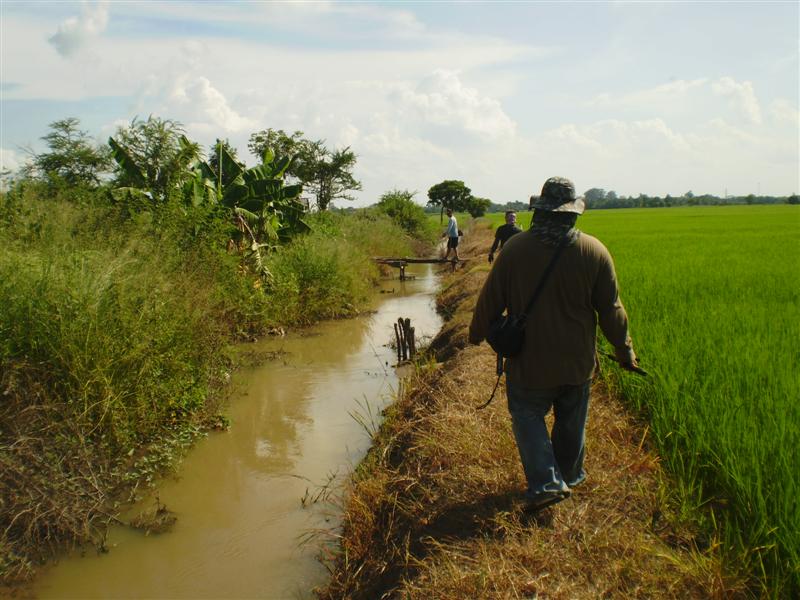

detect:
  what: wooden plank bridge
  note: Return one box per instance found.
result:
[373,257,457,280]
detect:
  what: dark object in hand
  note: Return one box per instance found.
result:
[603,352,648,376]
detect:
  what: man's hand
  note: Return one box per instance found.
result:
[610,348,647,375]
[620,358,639,372]
[621,359,648,376]
[488,252,494,264]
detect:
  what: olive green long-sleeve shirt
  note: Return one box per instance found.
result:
[468,230,635,388]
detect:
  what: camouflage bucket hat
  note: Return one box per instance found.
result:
[531,176,585,214]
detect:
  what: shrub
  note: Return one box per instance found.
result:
[375,189,437,241]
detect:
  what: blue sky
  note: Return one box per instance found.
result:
[1,1,798,204]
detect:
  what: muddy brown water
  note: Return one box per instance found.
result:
[31,264,442,600]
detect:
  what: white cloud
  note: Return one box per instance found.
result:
[589,78,708,109]
[545,118,692,160]
[711,76,762,125]
[398,70,516,140]
[48,1,109,58]
[548,124,606,154]
[589,77,766,128]
[168,76,255,133]
[770,98,800,126]
[522,114,797,196]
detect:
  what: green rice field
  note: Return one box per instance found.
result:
[481,205,799,594]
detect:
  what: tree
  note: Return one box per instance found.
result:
[248,129,361,211]
[27,117,111,187]
[376,189,428,237]
[109,116,200,203]
[248,129,307,173]
[583,188,606,208]
[427,180,472,222]
[467,196,491,218]
[305,145,360,211]
[787,194,799,205]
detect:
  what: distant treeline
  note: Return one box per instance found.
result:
[422,191,798,214]
[581,188,798,209]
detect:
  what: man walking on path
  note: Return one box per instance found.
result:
[488,210,522,263]
[468,176,638,511]
[442,207,460,261]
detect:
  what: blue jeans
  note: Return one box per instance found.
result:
[506,380,591,499]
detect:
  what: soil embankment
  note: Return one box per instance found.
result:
[318,221,745,599]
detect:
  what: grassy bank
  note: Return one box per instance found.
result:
[319,223,741,598]
[0,188,416,582]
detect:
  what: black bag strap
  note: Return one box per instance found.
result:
[476,238,569,411]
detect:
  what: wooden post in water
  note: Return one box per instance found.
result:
[393,322,402,363]
[402,318,412,359]
[393,317,417,363]
[397,318,407,361]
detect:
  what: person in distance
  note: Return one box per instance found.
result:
[488,210,522,263]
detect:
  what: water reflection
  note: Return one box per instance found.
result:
[33,264,441,600]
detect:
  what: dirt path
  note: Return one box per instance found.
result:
[317,221,747,599]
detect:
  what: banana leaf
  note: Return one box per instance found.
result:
[214,142,245,188]
[280,184,303,201]
[233,205,259,225]
[185,176,217,207]
[108,186,152,202]
[270,155,293,179]
[195,160,216,182]
[247,179,283,199]
[108,137,146,187]
[177,135,201,169]
[222,182,249,208]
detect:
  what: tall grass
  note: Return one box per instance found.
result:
[578,205,799,595]
[263,211,413,325]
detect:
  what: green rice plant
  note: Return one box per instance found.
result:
[579,205,800,596]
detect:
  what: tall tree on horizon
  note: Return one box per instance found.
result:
[427,180,472,223]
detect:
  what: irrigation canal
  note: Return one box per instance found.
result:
[32,264,443,599]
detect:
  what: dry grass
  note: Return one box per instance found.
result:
[317,223,749,599]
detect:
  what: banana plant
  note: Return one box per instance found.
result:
[185,143,310,279]
[223,148,309,279]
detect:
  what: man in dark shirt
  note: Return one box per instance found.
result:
[488,211,522,263]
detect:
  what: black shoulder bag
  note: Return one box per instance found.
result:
[478,241,567,409]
